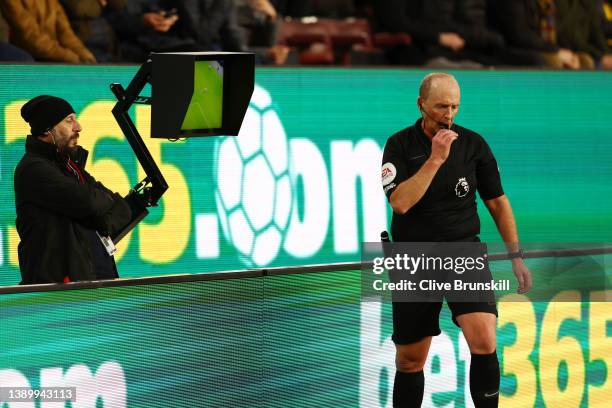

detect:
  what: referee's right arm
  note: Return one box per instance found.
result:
[387,129,458,214]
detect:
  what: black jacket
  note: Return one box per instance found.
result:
[377,0,504,50]
[490,0,558,53]
[14,135,131,284]
[180,0,247,51]
[376,0,442,44]
[105,0,197,57]
[557,0,608,60]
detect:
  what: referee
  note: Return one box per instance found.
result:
[381,73,532,407]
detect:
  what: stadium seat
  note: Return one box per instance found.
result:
[320,18,372,65]
[278,18,410,65]
[278,19,334,65]
[298,43,335,65]
[372,32,412,48]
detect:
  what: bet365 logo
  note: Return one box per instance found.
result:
[214,85,293,266]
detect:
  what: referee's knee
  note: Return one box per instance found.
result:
[468,336,496,355]
[395,353,427,373]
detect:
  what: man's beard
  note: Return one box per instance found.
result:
[57,136,78,157]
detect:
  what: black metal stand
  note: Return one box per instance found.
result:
[109,58,169,243]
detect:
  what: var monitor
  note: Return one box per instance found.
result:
[151,52,255,138]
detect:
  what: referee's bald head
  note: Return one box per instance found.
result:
[419,73,460,100]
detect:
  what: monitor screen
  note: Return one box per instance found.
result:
[151,52,253,138]
[181,60,224,131]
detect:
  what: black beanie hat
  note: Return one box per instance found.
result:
[20,95,75,136]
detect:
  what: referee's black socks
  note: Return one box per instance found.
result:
[469,351,500,408]
[393,370,424,408]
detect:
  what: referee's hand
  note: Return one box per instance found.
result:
[512,258,532,294]
[430,129,458,164]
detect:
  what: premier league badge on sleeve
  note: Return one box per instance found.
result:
[455,177,470,197]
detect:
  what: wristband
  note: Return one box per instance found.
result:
[507,249,524,260]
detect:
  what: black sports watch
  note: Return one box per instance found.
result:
[507,249,524,260]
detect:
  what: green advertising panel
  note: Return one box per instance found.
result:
[0,270,609,407]
[1,66,611,285]
[0,66,610,407]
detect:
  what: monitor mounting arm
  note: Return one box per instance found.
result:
[109,58,169,243]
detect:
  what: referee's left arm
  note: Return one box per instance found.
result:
[484,195,532,293]
[484,195,519,252]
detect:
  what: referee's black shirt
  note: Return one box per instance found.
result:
[381,119,504,242]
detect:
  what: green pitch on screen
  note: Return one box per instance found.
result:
[181,61,223,130]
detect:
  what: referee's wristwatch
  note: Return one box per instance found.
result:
[507,249,524,260]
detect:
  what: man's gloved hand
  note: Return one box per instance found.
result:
[125,190,150,213]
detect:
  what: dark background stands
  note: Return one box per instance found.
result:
[556,0,608,68]
[181,0,248,52]
[60,0,126,62]
[105,0,200,63]
[0,0,96,63]
[0,6,33,61]
[599,0,612,68]
[491,0,563,68]
[1,0,610,68]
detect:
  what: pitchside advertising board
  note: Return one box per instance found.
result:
[0,66,610,407]
[0,276,610,407]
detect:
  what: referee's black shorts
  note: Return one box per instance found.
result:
[390,237,498,345]
[391,300,498,345]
